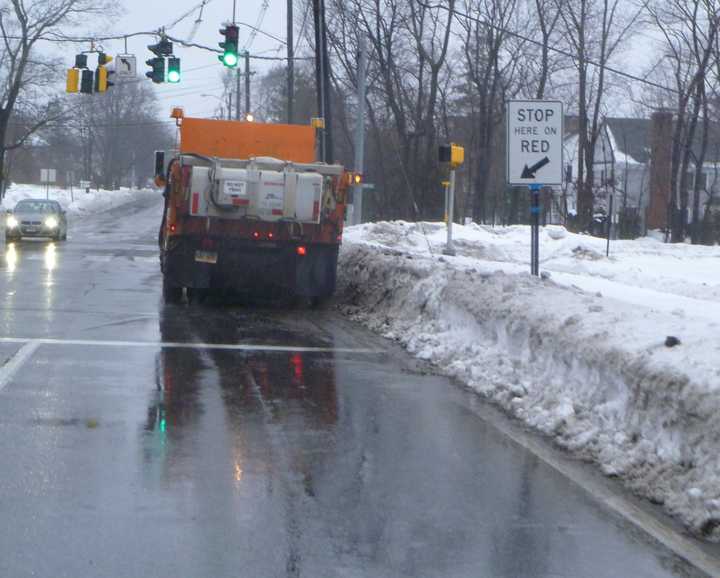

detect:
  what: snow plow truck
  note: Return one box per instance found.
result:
[155,109,349,304]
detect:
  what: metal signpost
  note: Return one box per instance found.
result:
[506,100,563,276]
[41,168,57,199]
[439,143,465,256]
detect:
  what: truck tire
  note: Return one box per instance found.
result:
[162,277,183,304]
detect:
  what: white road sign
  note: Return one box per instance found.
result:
[115,54,137,78]
[506,100,563,186]
[40,169,56,183]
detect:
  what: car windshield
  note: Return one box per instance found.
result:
[14,200,58,213]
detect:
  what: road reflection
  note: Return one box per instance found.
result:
[2,241,58,275]
[5,243,17,273]
[142,305,339,498]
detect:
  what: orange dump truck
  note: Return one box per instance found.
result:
[157,112,348,303]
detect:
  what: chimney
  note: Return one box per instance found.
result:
[647,110,673,229]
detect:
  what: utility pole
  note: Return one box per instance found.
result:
[244,51,251,117]
[352,37,368,225]
[235,68,241,120]
[227,93,232,120]
[312,0,333,162]
[312,0,325,160]
[287,0,294,124]
[320,0,333,161]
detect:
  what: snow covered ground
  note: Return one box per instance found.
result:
[338,221,720,539]
[1,184,156,216]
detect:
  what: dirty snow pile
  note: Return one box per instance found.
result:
[1,184,156,216]
[338,221,720,539]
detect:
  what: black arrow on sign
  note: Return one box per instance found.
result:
[120,57,132,72]
[521,156,550,179]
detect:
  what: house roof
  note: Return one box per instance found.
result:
[604,118,652,164]
[564,115,720,166]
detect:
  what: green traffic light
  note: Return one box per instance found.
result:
[222,51,238,67]
[167,57,181,83]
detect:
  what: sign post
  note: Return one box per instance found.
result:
[41,168,57,199]
[506,100,563,276]
[439,143,465,257]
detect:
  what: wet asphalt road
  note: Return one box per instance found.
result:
[0,194,708,578]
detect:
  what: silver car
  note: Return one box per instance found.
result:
[5,199,68,242]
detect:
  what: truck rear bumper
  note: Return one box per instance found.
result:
[162,238,339,298]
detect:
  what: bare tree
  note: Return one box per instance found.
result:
[0,0,112,196]
[558,0,643,231]
[646,0,719,242]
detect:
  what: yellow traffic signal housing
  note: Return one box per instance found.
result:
[450,144,465,169]
[439,143,465,168]
[66,68,79,93]
[96,66,109,92]
[450,143,464,168]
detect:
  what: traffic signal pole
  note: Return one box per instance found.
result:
[444,169,457,256]
[235,68,240,120]
[244,51,250,117]
[287,0,294,124]
[352,37,367,226]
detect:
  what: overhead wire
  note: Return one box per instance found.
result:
[243,0,272,50]
[423,1,680,95]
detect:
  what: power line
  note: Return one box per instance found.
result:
[164,0,214,32]
[425,2,680,96]
[244,0,272,50]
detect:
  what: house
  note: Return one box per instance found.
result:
[561,113,720,233]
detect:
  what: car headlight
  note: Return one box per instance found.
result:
[6,216,18,228]
[45,216,58,229]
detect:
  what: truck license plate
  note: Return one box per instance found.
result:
[194,250,218,264]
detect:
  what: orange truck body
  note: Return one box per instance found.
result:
[158,113,347,302]
[179,118,316,163]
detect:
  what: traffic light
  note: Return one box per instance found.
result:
[74,54,88,69]
[66,68,79,93]
[148,38,173,57]
[167,57,181,83]
[98,52,112,67]
[80,69,94,94]
[439,143,465,168]
[146,57,165,84]
[219,24,239,67]
[353,173,363,185]
[146,38,173,84]
[95,66,113,92]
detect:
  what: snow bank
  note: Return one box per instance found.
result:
[338,221,720,539]
[1,184,156,216]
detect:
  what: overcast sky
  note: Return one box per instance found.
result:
[73,0,296,119]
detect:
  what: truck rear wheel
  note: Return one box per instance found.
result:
[162,277,183,304]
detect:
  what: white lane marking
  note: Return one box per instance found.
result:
[0,341,41,392]
[0,336,377,354]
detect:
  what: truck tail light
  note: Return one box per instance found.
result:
[169,223,177,234]
[296,246,307,256]
[253,231,260,239]
[268,232,274,239]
